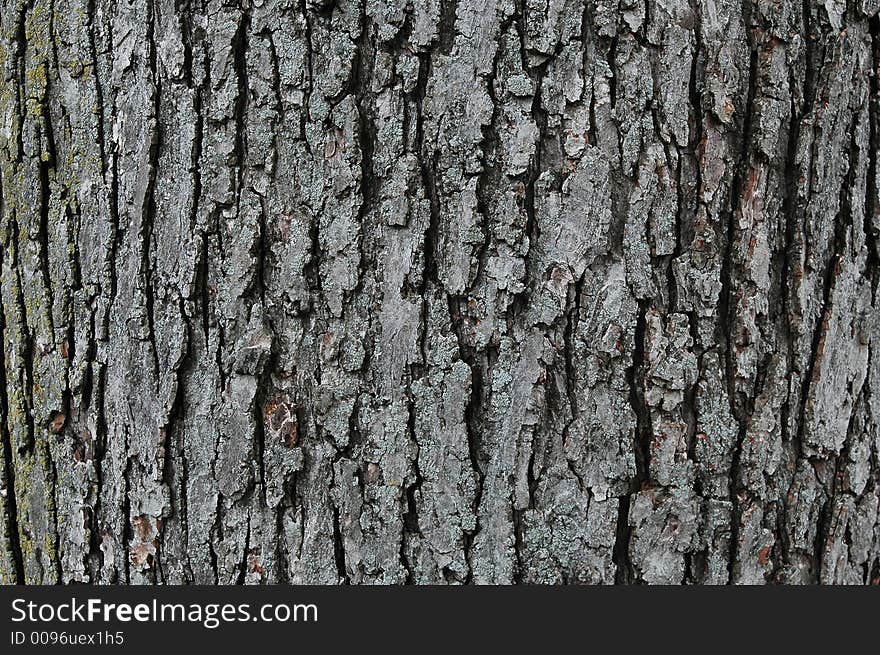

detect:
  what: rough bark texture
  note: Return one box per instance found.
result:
[0,0,879,585]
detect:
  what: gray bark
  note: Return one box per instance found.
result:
[0,0,878,585]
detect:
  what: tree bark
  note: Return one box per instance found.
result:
[0,0,878,585]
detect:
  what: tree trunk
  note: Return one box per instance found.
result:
[0,0,878,585]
